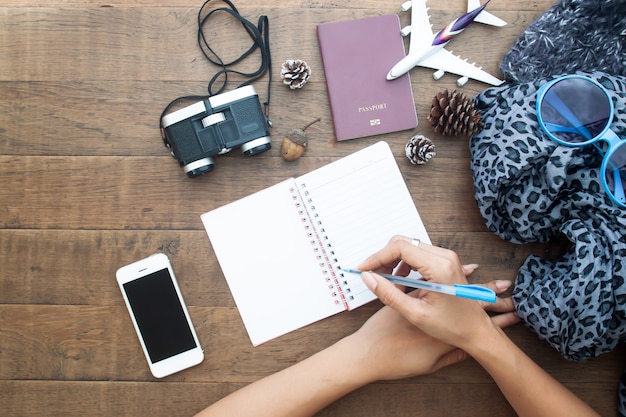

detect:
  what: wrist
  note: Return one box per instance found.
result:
[330,334,379,386]
[462,321,511,363]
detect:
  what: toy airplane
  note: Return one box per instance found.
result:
[387,0,506,86]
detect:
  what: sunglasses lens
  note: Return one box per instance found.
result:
[605,144,626,207]
[539,77,611,144]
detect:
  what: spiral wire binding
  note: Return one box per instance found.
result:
[291,184,354,306]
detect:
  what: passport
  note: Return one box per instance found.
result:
[317,14,418,141]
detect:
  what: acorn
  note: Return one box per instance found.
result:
[280,118,321,161]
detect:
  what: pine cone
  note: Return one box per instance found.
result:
[405,135,436,165]
[280,59,311,89]
[427,89,484,136]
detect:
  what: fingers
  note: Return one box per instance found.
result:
[485,295,516,314]
[361,271,422,320]
[472,280,519,328]
[491,279,514,294]
[462,263,480,276]
[477,280,516,313]
[360,236,522,334]
[358,236,466,285]
[431,348,468,373]
[490,311,521,329]
[358,236,415,275]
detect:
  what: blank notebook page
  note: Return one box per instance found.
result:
[202,179,345,346]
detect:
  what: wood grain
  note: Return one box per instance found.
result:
[1,0,623,416]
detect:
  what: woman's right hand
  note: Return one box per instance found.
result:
[357,236,518,351]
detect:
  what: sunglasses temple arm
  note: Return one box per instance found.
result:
[544,123,584,135]
[611,166,626,203]
[601,129,625,205]
[545,95,593,140]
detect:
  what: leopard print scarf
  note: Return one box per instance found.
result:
[470,71,626,414]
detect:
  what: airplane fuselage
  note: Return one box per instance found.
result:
[387,42,445,80]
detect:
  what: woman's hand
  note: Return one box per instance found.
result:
[342,260,517,383]
[356,236,518,352]
[355,237,600,417]
[344,291,465,382]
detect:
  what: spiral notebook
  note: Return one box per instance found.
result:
[201,142,430,346]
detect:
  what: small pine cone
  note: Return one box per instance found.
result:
[280,59,311,89]
[405,135,436,165]
[427,89,484,136]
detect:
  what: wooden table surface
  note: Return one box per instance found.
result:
[1,0,624,415]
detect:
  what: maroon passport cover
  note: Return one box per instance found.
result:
[317,14,418,141]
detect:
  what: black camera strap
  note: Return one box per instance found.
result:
[160,0,272,134]
[198,0,271,102]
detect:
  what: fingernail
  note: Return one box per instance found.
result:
[469,263,479,270]
[495,280,513,291]
[360,271,378,291]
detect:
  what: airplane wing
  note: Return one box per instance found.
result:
[407,0,435,54]
[418,47,504,86]
[467,0,507,26]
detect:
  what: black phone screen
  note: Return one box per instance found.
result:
[123,268,197,363]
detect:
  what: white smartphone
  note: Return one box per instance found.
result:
[116,253,204,378]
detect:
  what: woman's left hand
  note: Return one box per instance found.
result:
[343,274,515,383]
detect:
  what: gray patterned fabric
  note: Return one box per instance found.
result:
[478,2,626,412]
[469,71,626,414]
[499,0,626,84]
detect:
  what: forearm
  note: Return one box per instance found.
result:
[466,326,600,417]
[195,336,370,417]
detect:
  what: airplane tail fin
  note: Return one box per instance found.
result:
[467,0,507,27]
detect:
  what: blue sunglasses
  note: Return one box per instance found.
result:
[536,75,626,208]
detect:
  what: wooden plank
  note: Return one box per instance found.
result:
[0,380,518,417]
[0,380,231,417]
[0,79,454,150]
[1,303,624,384]
[0,378,620,417]
[0,229,551,306]
[0,81,474,158]
[0,154,510,232]
[0,7,546,83]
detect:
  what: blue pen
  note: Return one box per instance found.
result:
[341,268,496,303]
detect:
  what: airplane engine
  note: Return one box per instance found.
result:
[456,76,469,86]
[433,69,445,80]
